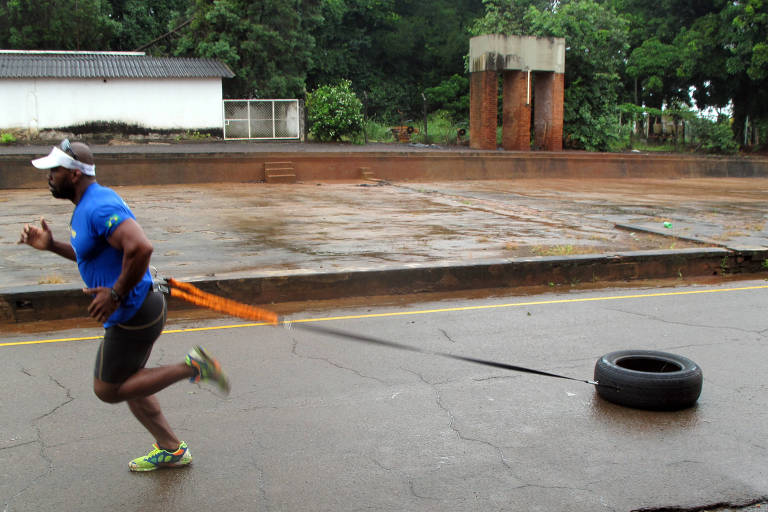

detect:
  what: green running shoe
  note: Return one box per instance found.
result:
[129,441,192,472]
[185,346,230,395]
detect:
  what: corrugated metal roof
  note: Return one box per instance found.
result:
[0,51,235,79]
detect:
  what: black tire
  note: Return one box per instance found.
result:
[594,350,703,411]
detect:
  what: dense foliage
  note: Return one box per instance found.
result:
[1,0,766,152]
[306,0,484,120]
[0,0,119,50]
[525,0,630,151]
[174,0,321,98]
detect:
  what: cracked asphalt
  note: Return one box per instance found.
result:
[2,279,768,511]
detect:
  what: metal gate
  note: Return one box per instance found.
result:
[223,99,301,140]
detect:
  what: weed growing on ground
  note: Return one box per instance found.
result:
[175,130,212,141]
[349,111,469,146]
[720,256,730,275]
[38,274,66,284]
[530,245,597,256]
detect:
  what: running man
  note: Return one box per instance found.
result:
[18,139,229,471]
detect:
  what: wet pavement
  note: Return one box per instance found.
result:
[2,177,768,293]
[2,280,768,511]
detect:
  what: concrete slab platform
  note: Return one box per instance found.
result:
[2,176,768,324]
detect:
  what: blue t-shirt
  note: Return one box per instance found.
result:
[70,183,152,327]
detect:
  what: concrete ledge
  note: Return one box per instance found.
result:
[2,150,768,188]
[3,247,765,325]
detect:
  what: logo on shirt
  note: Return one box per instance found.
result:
[106,214,121,228]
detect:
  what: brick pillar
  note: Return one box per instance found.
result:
[550,72,564,150]
[533,71,564,151]
[502,70,532,151]
[470,70,498,150]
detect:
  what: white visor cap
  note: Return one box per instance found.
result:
[31,146,96,176]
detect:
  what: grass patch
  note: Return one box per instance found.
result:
[715,230,748,240]
[410,111,468,146]
[38,274,66,285]
[345,111,469,146]
[174,130,214,141]
[530,245,597,256]
[350,119,397,144]
[627,141,679,153]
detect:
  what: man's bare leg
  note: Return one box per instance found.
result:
[94,364,194,449]
[127,395,180,450]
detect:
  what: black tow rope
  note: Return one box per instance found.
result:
[286,322,616,390]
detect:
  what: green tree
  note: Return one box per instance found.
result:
[525,0,630,150]
[308,0,483,121]
[625,37,686,108]
[108,0,191,53]
[608,0,721,47]
[609,0,723,125]
[675,1,768,144]
[0,0,119,50]
[174,0,321,99]
[610,0,767,148]
[740,0,768,82]
[424,74,469,121]
[308,0,398,107]
[469,0,551,36]
[467,0,629,150]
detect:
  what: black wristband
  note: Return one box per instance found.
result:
[110,288,123,304]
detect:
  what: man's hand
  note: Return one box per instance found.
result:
[18,217,53,251]
[83,287,120,324]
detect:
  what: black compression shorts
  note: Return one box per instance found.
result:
[94,289,167,384]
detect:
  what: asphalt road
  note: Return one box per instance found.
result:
[2,280,768,511]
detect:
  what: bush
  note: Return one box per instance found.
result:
[688,116,739,154]
[0,132,17,144]
[307,80,364,142]
[562,81,625,152]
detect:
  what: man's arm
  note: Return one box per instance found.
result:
[83,218,154,323]
[18,218,77,261]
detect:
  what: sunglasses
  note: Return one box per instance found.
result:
[60,138,77,159]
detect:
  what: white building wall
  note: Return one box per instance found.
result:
[0,77,223,131]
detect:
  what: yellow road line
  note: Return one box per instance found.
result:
[3,284,767,348]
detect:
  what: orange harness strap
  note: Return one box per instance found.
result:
[167,278,278,325]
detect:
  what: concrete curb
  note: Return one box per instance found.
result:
[3,247,766,324]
